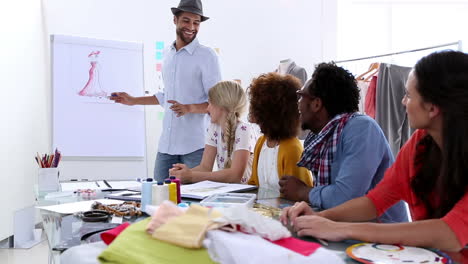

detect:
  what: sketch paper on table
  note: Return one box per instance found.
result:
[181,180,257,200]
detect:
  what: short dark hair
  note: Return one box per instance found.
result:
[305,62,359,117]
[248,73,301,141]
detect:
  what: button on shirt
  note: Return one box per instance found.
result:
[155,38,222,155]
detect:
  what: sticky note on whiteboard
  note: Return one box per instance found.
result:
[156,41,164,50]
[156,52,163,60]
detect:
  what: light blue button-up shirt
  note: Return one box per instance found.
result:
[155,38,222,155]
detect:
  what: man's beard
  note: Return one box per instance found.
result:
[176,28,197,45]
[301,122,311,131]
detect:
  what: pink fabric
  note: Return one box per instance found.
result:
[145,201,183,234]
[271,237,321,256]
[101,222,130,245]
[365,75,377,119]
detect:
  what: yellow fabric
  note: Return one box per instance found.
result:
[152,204,223,249]
[248,136,313,187]
[98,218,215,264]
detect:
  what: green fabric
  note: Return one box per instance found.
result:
[98,218,216,264]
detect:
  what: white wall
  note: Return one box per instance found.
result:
[336,0,467,73]
[0,0,49,240]
[42,0,338,179]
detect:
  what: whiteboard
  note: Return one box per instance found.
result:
[52,35,146,158]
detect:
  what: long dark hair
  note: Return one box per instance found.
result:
[411,50,468,218]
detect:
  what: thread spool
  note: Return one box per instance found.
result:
[164,179,177,204]
[141,178,154,213]
[152,182,168,206]
[169,176,181,203]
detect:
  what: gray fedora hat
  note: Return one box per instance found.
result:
[171,0,209,22]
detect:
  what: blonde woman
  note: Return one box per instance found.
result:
[169,81,256,184]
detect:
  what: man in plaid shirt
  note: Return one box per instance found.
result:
[279,62,408,223]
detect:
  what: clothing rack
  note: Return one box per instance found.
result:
[335,41,463,63]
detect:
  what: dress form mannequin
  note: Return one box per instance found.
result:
[276,59,307,85]
[278,59,294,75]
[276,59,309,139]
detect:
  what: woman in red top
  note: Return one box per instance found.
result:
[280,50,468,252]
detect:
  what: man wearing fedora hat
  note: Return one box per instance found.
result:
[111,0,221,182]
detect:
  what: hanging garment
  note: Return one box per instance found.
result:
[364,76,378,119]
[375,63,414,157]
[357,80,370,114]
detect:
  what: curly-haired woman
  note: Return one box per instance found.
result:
[247,73,313,197]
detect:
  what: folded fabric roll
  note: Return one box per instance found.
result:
[101,222,131,245]
[214,205,291,240]
[152,204,223,249]
[203,230,345,264]
[61,241,108,264]
[271,237,320,256]
[98,218,215,264]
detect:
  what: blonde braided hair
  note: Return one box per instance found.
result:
[208,81,247,168]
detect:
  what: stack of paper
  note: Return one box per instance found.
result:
[180,181,257,200]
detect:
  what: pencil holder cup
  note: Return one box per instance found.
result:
[36,168,61,199]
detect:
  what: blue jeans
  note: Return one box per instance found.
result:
[153,148,204,183]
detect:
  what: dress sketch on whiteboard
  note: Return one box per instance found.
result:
[78,51,107,98]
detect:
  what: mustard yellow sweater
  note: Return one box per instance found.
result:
[248,136,313,187]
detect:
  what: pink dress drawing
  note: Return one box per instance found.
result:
[78,51,107,97]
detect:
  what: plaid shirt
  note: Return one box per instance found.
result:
[297,113,357,187]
